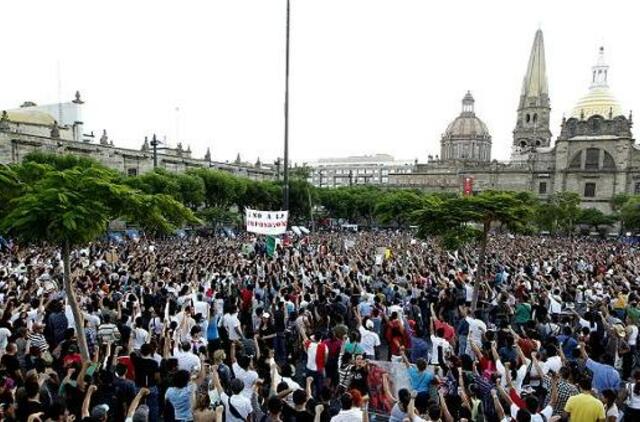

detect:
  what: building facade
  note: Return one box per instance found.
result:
[0,94,274,181]
[390,30,636,213]
[307,154,416,188]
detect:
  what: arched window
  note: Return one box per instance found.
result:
[535,140,541,147]
[533,113,538,124]
[568,151,582,169]
[585,148,600,170]
[526,114,531,123]
[602,151,615,170]
[520,140,527,148]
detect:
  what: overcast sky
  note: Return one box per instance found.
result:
[1,0,639,163]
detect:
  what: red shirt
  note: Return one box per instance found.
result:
[240,288,253,311]
[434,319,456,343]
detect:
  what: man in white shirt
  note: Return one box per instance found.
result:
[174,341,201,372]
[465,310,487,357]
[223,308,243,341]
[231,354,259,399]
[330,393,363,422]
[357,319,381,360]
[212,370,252,422]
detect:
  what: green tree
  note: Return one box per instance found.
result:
[0,161,198,360]
[375,190,425,227]
[577,208,617,234]
[414,191,533,310]
[549,192,581,235]
[620,197,640,233]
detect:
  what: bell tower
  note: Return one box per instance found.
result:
[512,29,552,156]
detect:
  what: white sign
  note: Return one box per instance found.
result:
[245,208,288,235]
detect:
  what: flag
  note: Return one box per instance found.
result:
[266,236,280,257]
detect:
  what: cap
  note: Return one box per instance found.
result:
[365,320,374,329]
[91,404,109,419]
[262,312,271,319]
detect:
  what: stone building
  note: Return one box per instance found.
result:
[307,154,416,188]
[390,30,636,213]
[0,94,274,181]
[440,91,492,162]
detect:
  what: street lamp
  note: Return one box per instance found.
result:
[150,134,170,169]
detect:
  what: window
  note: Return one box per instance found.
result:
[602,152,615,170]
[568,151,582,169]
[382,170,389,176]
[538,182,547,194]
[635,183,640,194]
[584,182,596,197]
[585,148,600,170]
[127,168,138,176]
[526,114,531,123]
[382,177,388,183]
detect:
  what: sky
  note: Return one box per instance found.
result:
[1,0,639,163]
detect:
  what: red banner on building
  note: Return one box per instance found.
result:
[463,176,474,196]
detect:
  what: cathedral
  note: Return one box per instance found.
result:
[390,29,635,213]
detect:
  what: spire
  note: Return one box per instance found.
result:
[521,29,548,100]
[204,147,211,162]
[590,46,609,88]
[512,29,552,154]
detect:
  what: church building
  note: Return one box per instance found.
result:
[390,30,635,213]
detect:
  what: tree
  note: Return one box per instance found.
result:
[375,190,425,227]
[620,197,640,233]
[0,160,199,360]
[414,191,533,310]
[577,208,616,234]
[548,192,581,235]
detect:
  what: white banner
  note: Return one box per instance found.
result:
[245,208,288,235]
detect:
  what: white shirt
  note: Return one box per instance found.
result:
[548,295,562,314]
[466,316,487,348]
[132,327,150,351]
[358,326,381,357]
[193,300,210,318]
[429,335,451,365]
[0,327,11,350]
[223,313,242,341]
[330,407,363,422]
[510,403,552,422]
[543,355,562,374]
[628,325,638,347]
[174,349,201,372]
[232,362,259,399]
[221,392,252,422]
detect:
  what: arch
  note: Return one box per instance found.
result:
[520,140,527,148]
[568,151,582,169]
[535,140,541,147]
[602,150,616,170]
[525,114,531,123]
[533,113,538,124]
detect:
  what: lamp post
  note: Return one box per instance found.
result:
[149,134,171,169]
[282,0,291,211]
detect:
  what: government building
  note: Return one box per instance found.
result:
[389,30,636,213]
[0,93,274,181]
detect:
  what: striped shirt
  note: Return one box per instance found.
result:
[27,332,49,352]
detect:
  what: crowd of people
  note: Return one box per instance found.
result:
[0,231,639,422]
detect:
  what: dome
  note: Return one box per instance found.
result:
[570,47,624,119]
[571,86,623,119]
[444,91,490,138]
[445,115,490,138]
[5,109,56,126]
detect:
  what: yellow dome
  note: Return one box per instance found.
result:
[570,46,624,119]
[571,86,623,119]
[5,109,56,126]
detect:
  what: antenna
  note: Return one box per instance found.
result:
[56,61,64,124]
[175,106,180,145]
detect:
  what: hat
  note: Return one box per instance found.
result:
[613,324,627,338]
[91,404,109,419]
[365,320,374,330]
[261,312,271,319]
[132,404,149,422]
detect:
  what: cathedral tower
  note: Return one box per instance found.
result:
[512,29,552,155]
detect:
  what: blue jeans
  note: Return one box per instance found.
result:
[458,335,468,357]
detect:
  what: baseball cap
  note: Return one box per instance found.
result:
[91,404,109,419]
[132,404,149,422]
